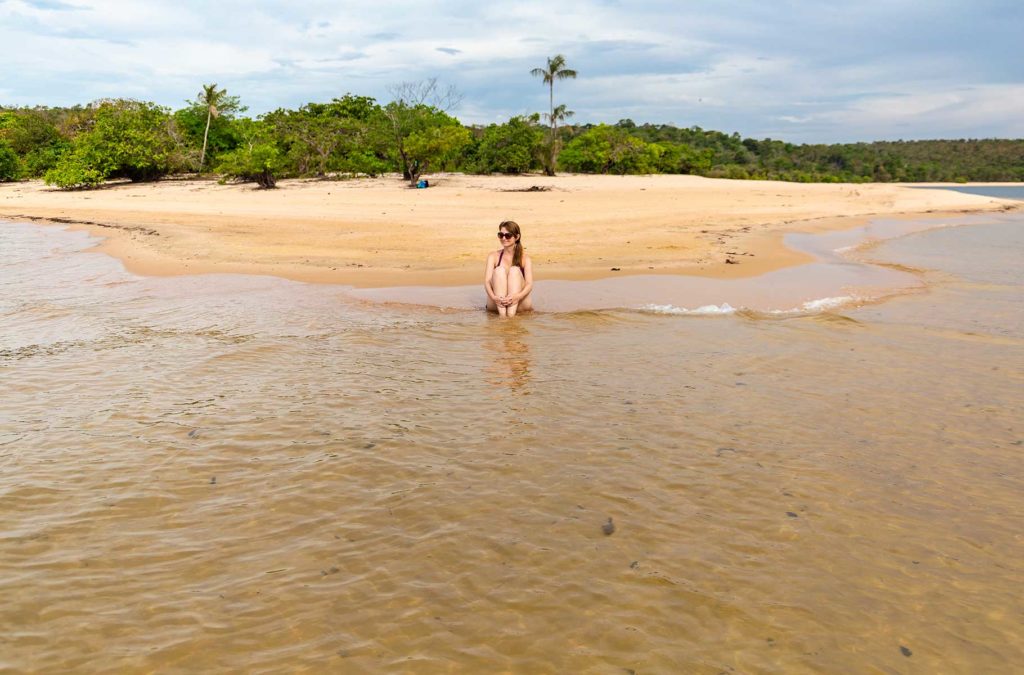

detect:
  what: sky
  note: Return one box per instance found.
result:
[1,0,1022,143]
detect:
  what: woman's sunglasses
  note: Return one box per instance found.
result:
[497,232,516,240]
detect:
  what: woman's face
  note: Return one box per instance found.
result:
[498,228,518,248]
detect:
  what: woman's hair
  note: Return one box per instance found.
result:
[499,220,524,269]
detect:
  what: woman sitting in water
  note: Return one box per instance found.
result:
[485,220,533,317]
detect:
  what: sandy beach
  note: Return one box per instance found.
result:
[1,174,1019,287]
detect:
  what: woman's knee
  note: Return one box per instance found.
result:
[508,268,524,291]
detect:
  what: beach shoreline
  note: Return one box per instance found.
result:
[1,174,1019,288]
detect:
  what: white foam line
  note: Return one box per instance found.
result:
[641,295,859,317]
[799,295,856,311]
[640,303,737,316]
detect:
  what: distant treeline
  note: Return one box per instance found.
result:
[2,92,1022,189]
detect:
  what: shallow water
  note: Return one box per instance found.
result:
[1,214,1022,673]
[912,185,1024,201]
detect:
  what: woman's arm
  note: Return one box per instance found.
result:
[483,253,498,301]
[513,255,533,302]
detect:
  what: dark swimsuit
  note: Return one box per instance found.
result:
[495,250,521,269]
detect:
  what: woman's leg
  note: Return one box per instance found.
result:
[506,267,525,317]
[490,267,508,316]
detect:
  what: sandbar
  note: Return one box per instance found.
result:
[0,174,1019,287]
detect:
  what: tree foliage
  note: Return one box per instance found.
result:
[403,119,472,182]
[559,124,662,174]
[192,83,242,170]
[214,119,284,189]
[6,91,1023,187]
[263,95,388,177]
[381,80,468,185]
[0,108,69,177]
[43,99,183,188]
[175,89,243,171]
[468,115,545,174]
[0,140,20,181]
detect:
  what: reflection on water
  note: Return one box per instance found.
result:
[1,215,1022,672]
[483,321,532,392]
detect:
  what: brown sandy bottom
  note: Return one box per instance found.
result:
[2,216,1023,672]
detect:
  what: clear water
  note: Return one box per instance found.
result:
[1,214,1022,672]
[912,185,1024,200]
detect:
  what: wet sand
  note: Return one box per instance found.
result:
[0,175,1018,288]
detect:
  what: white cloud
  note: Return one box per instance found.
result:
[0,0,1020,142]
[789,85,1024,140]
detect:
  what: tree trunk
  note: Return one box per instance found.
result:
[548,81,558,176]
[549,81,554,138]
[257,170,276,189]
[408,160,422,187]
[200,109,212,170]
[399,149,414,181]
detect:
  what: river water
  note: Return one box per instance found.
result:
[1,203,1022,672]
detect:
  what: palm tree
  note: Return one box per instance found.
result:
[531,55,577,175]
[198,83,228,170]
[545,103,575,128]
[531,55,577,137]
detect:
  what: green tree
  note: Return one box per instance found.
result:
[548,103,575,129]
[473,115,545,174]
[193,84,242,170]
[21,141,69,177]
[402,120,471,183]
[379,79,467,185]
[173,106,239,169]
[264,96,386,177]
[0,109,66,176]
[530,54,577,175]
[215,119,284,189]
[0,140,20,181]
[0,110,61,155]
[558,124,659,174]
[265,106,353,177]
[41,147,107,188]
[44,99,179,189]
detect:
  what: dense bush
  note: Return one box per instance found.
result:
[0,141,20,181]
[559,124,661,174]
[0,109,67,178]
[43,100,182,188]
[381,100,471,185]
[471,116,545,174]
[21,142,68,176]
[264,96,384,177]
[215,120,284,189]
